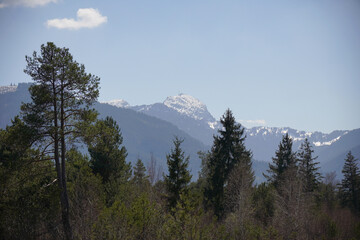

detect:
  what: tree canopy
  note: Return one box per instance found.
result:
[21,42,100,240]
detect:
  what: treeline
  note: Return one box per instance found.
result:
[0,42,359,240]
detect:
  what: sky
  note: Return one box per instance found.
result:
[0,0,359,133]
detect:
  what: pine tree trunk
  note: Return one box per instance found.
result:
[60,84,73,240]
[52,82,62,188]
[52,82,72,239]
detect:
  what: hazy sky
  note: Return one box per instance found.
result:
[1,0,359,133]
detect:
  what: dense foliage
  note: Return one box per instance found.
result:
[1,43,359,240]
[204,109,253,218]
[164,137,192,211]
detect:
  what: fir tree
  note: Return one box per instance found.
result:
[21,42,99,240]
[133,158,148,186]
[204,109,253,218]
[264,133,297,189]
[297,138,321,192]
[164,137,192,211]
[340,151,360,212]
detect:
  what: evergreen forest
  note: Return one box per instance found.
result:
[1,43,359,240]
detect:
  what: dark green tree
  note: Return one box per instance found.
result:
[133,158,148,186]
[339,151,360,212]
[204,109,252,218]
[164,137,192,211]
[21,42,99,239]
[297,138,321,192]
[86,116,131,205]
[88,116,130,184]
[264,133,297,189]
[0,117,60,239]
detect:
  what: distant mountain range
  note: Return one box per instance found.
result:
[1,83,360,182]
[103,94,360,180]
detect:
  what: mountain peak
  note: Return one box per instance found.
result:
[163,94,210,121]
[101,99,130,108]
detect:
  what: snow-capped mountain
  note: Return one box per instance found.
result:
[101,99,130,108]
[105,94,219,130]
[103,94,356,158]
[105,94,219,145]
[104,93,360,179]
[244,126,351,162]
[163,94,215,123]
[245,126,349,150]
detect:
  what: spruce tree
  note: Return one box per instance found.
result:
[204,109,252,218]
[297,138,321,192]
[22,42,99,240]
[264,133,297,189]
[340,151,360,212]
[164,137,192,211]
[133,158,148,186]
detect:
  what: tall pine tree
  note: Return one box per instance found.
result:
[264,133,297,189]
[164,137,192,211]
[297,138,321,192]
[204,109,252,218]
[22,42,99,240]
[340,151,360,212]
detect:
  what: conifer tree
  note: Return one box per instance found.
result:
[21,42,99,240]
[340,151,360,212]
[204,109,252,218]
[88,116,130,184]
[264,133,297,189]
[164,137,192,211]
[133,158,148,186]
[297,138,321,192]
[87,116,131,205]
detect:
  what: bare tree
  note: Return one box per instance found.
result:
[147,153,163,185]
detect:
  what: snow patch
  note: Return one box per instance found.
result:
[292,137,305,142]
[305,132,313,137]
[313,136,341,147]
[208,121,219,130]
[164,94,208,120]
[102,99,130,108]
[281,129,288,134]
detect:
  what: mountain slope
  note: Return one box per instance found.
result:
[95,102,207,178]
[244,127,350,162]
[0,84,207,179]
[0,83,32,128]
[317,129,360,178]
[108,94,219,145]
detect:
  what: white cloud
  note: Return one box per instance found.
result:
[239,119,266,126]
[0,0,57,8]
[46,8,107,30]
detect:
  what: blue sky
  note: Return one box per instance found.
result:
[1,0,359,133]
